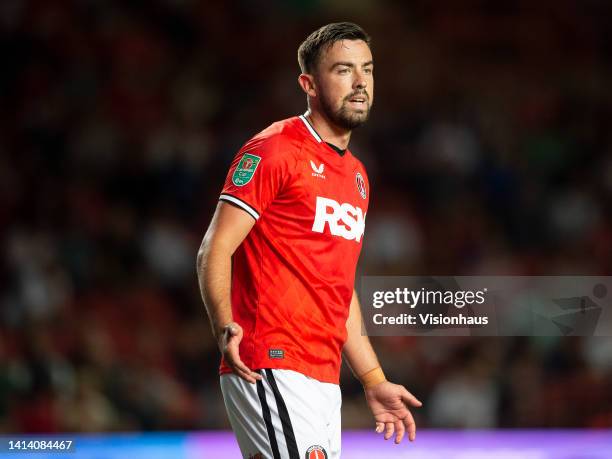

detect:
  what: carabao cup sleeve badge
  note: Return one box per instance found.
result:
[232,153,262,186]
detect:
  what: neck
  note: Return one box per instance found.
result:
[305,109,351,150]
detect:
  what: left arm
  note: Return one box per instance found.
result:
[343,290,422,443]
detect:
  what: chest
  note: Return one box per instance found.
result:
[277,151,369,243]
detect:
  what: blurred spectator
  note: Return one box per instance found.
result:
[428,344,499,428]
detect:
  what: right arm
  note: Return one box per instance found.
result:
[196,201,262,383]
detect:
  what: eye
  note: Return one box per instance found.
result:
[337,67,350,74]
[364,67,373,74]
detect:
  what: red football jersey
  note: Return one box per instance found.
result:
[218,114,369,384]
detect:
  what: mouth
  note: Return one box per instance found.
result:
[347,95,368,107]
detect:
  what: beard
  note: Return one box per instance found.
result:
[319,90,372,130]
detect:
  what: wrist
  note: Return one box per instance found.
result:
[359,366,386,389]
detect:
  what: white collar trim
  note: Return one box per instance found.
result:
[299,112,322,143]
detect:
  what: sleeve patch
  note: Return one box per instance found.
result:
[232,153,262,186]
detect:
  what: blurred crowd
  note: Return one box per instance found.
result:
[1,0,612,432]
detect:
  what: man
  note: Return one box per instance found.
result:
[197,22,421,459]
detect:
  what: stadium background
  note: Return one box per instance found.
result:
[1,0,612,445]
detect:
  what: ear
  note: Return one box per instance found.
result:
[298,73,317,98]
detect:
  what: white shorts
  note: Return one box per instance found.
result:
[220,369,341,459]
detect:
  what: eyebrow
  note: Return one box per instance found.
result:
[331,60,374,69]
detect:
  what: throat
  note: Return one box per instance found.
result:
[304,111,351,150]
[326,142,346,156]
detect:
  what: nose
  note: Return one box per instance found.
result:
[353,69,367,90]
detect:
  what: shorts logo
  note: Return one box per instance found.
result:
[356,172,367,199]
[305,445,328,459]
[232,153,261,186]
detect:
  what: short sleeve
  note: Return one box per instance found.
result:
[219,135,290,220]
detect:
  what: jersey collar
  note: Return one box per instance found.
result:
[299,111,323,143]
[299,111,347,156]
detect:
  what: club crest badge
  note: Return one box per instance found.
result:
[232,153,261,186]
[356,172,367,199]
[305,445,328,459]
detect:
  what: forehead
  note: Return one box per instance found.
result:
[319,39,372,66]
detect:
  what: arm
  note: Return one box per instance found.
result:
[343,290,422,443]
[343,289,381,376]
[196,201,262,383]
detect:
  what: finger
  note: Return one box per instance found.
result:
[401,387,422,407]
[384,421,394,441]
[402,411,417,441]
[225,342,262,378]
[235,367,258,384]
[375,422,384,433]
[234,363,263,382]
[247,369,263,381]
[227,355,263,382]
[233,363,263,384]
[394,420,405,444]
[230,357,253,376]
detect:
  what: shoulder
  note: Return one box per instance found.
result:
[241,117,305,161]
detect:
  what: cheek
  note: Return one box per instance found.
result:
[321,82,347,104]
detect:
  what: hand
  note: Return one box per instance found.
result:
[219,322,262,384]
[365,381,422,444]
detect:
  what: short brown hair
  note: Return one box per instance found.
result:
[298,22,371,74]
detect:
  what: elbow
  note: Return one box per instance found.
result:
[196,237,210,272]
[196,233,234,274]
[196,250,204,271]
